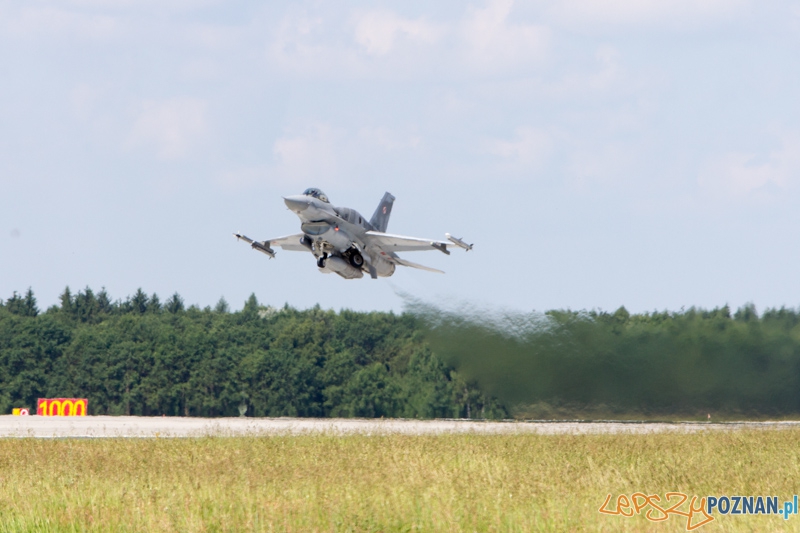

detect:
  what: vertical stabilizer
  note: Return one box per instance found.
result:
[369,192,395,233]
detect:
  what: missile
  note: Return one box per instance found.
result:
[233,232,253,244]
[250,241,275,258]
[234,233,275,258]
[445,233,473,251]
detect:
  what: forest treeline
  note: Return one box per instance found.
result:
[4,287,800,419]
[0,288,502,418]
[414,301,800,419]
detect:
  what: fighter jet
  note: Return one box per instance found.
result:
[234,188,471,279]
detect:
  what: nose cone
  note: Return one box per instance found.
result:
[283,196,310,213]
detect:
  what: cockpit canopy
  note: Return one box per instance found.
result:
[302,188,329,203]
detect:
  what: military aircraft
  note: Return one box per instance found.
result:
[234,188,472,279]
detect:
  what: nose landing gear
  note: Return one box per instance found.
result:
[317,252,328,268]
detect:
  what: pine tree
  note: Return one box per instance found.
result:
[131,288,148,314]
[149,293,162,313]
[214,297,230,314]
[73,287,98,323]
[5,289,39,317]
[59,287,74,315]
[165,292,184,314]
[23,288,38,317]
[97,288,113,314]
[241,293,259,319]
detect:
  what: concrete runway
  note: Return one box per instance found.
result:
[2,415,800,437]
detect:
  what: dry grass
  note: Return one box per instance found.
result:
[1,430,800,531]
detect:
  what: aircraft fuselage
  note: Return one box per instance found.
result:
[282,194,394,279]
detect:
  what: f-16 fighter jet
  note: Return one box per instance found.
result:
[234,188,471,279]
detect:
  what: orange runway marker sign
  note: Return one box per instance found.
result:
[37,398,88,416]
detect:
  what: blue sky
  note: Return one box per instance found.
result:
[2,0,799,314]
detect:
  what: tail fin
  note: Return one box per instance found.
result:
[369,192,395,233]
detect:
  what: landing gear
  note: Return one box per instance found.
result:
[348,251,364,268]
[317,252,328,268]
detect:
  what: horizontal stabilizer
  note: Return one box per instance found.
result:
[365,231,450,253]
[391,256,444,274]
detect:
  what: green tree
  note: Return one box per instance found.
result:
[97,288,113,314]
[214,297,230,314]
[148,293,162,314]
[130,289,148,315]
[5,289,38,317]
[165,293,184,314]
[59,287,74,316]
[1,286,510,419]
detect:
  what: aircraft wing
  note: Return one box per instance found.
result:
[233,232,310,257]
[364,231,451,254]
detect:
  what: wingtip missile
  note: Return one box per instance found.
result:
[445,233,473,251]
[234,232,275,258]
[234,232,253,243]
[251,240,276,259]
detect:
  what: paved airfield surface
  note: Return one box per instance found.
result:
[2,416,800,437]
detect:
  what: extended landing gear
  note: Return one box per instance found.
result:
[348,251,364,268]
[317,248,363,272]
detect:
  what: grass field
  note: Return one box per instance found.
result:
[1,430,799,532]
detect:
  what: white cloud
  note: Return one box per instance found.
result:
[353,11,442,56]
[565,142,636,187]
[129,98,209,159]
[272,125,340,183]
[268,9,443,78]
[699,135,800,197]
[180,60,221,81]
[0,3,246,50]
[217,165,269,192]
[548,0,749,29]
[588,46,622,90]
[267,124,423,186]
[3,6,118,39]
[267,1,551,79]
[65,0,221,9]
[461,0,550,70]
[181,23,243,49]
[267,12,358,77]
[70,83,107,120]
[486,127,552,165]
[358,126,421,151]
[539,45,629,99]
